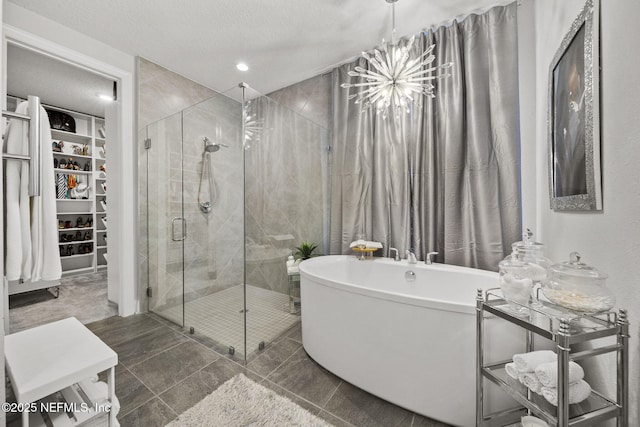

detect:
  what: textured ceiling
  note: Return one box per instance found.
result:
[6,0,510,95]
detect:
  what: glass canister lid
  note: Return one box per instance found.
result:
[499,248,533,273]
[543,252,614,313]
[512,228,545,252]
[548,252,608,281]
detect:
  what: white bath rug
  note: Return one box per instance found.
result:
[165,373,333,427]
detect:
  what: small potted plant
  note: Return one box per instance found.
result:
[294,241,318,261]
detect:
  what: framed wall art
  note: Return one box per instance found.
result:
[548,0,602,211]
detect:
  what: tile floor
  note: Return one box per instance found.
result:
[84,313,452,427]
[7,275,451,427]
[8,271,117,333]
[158,284,300,359]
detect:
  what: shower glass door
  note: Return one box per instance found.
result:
[144,85,328,361]
[179,93,244,355]
[146,111,185,327]
[243,87,330,359]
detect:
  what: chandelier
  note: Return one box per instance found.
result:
[341,0,452,118]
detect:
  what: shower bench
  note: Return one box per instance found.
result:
[5,317,118,426]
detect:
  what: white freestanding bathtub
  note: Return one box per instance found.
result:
[300,255,522,427]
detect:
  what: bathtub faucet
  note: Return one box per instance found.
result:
[426,251,439,265]
[405,250,418,264]
[389,247,400,261]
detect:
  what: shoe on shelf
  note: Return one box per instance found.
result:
[74,231,82,241]
[100,182,107,193]
[66,245,74,256]
[76,217,83,228]
[100,200,107,211]
[58,220,65,229]
[84,231,92,240]
[84,217,93,228]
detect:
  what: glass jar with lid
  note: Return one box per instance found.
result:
[499,248,536,315]
[510,229,552,304]
[542,252,615,313]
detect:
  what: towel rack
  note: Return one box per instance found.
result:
[2,95,41,196]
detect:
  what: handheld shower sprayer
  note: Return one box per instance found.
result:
[198,136,227,213]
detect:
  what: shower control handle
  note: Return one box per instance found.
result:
[171,217,187,241]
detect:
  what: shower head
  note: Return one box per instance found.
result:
[203,137,219,152]
[203,137,227,153]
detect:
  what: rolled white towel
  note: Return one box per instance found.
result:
[513,350,556,372]
[541,380,592,406]
[535,361,584,388]
[519,372,543,394]
[505,362,519,380]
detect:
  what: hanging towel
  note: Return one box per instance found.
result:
[519,372,543,394]
[535,361,584,388]
[29,104,62,282]
[513,350,556,372]
[541,380,592,406]
[3,102,32,280]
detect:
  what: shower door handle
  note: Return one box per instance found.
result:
[171,217,187,241]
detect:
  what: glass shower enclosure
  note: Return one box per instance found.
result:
[143,85,328,361]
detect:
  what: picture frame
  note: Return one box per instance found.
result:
[547,0,601,211]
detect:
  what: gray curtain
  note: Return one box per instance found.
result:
[329,3,521,271]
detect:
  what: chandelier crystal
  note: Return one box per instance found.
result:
[341,0,452,118]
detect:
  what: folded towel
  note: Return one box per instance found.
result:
[505,362,519,380]
[349,240,383,249]
[349,240,366,248]
[519,372,543,394]
[541,380,591,406]
[535,361,584,387]
[513,350,556,372]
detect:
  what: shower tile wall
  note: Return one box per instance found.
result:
[244,75,331,295]
[267,73,332,129]
[137,57,218,312]
[145,112,184,318]
[138,61,331,311]
[181,96,243,303]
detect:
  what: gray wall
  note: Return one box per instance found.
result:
[241,75,331,294]
[137,61,331,307]
[137,57,229,312]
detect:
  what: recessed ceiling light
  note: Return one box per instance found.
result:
[236,63,249,72]
[98,94,114,102]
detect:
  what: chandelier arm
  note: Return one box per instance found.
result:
[339,1,452,117]
[343,80,393,88]
[374,49,395,79]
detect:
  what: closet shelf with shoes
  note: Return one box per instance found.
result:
[53,152,92,160]
[54,168,92,175]
[7,95,111,277]
[39,98,109,275]
[50,128,91,145]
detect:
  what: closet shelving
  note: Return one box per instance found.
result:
[8,96,109,276]
[94,118,108,271]
[476,289,629,427]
